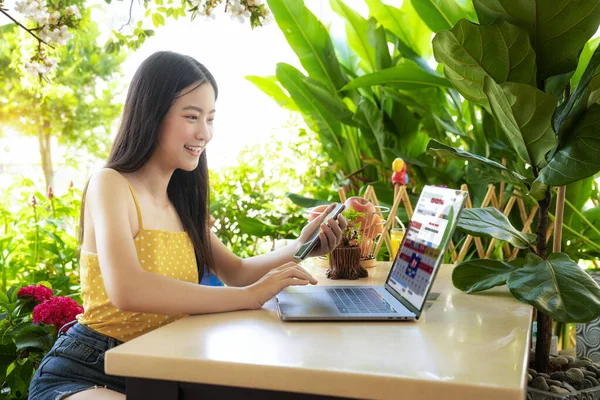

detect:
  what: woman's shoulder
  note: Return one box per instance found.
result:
[86,168,131,201]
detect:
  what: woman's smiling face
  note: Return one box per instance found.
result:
[155,81,216,171]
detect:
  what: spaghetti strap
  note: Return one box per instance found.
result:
[126,182,144,230]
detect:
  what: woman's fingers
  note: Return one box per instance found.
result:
[284,278,310,287]
[321,223,338,251]
[337,214,348,231]
[277,264,317,284]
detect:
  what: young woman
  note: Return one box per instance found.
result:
[28,51,346,400]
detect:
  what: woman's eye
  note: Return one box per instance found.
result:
[185,115,198,121]
[208,118,215,124]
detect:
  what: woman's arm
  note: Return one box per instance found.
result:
[211,204,345,287]
[87,169,312,314]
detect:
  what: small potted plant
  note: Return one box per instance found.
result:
[327,206,369,280]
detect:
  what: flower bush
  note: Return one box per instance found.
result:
[1,282,83,399]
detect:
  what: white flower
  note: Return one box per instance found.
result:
[247,0,261,6]
[65,5,81,19]
[203,8,217,20]
[48,11,60,25]
[228,3,244,16]
[24,62,40,77]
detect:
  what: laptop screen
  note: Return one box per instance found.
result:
[386,186,467,311]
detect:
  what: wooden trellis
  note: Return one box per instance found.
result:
[338,183,545,263]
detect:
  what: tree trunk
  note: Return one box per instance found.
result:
[534,188,553,373]
[38,119,54,190]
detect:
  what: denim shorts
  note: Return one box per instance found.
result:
[28,321,126,400]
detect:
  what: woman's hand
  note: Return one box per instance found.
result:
[244,262,317,309]
[297,203,347,258]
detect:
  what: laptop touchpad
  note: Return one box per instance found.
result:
[277,291,337,316]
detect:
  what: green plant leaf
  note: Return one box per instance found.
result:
[151,13,164,27]
[0,343,17,383]
[236,215,276,238]
[276,63,344,159]
[528,180,550,201]
[365,0,423,56]
[354,98,386,162]
[507,253,600,323]
[245,75,298,112]
[554,45,600,140]
[457,207,536,248]
[286,193,330,208]
[426,139,529,184]
[432,19,536,107]
[367,18,391,71]
[572,37,600,88]
[341,62,451,91]
[15,325,54,352]
[537,104,600,186]
[303,78,355,125]
[267,0,347,91]
[8,286,21,303]
[410,0,470,32]
[473,0,600,79]
[544,72,574,103]
[453,258,525,293]
[483,76,557,168]
[330,0,376,73]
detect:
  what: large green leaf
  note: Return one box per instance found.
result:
[507,253,600,323]
[365,0,432,70]
[572,37,600,89]
[302,78,356,127]
[483,77,557,167]
[457,207,537,248]
[537,104,600,186]
[245,75,298,112]
[432,19,536,107]
[15,325,54,352]
[276,63,343,158]
[453,258,525,293]
[399,0,434,59]
[411,0,471,32]
[554,45,600,140]
[367,18,391,71]
[426,139,529,184]
[473,0,600,79]
[341,62,451,91]
[286,193,330,208]
[267,0,347,91]
[330,0,376,73]
[354,98,386,162]
[236,215,276,238]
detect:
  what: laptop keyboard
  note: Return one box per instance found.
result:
[326,287,397,314]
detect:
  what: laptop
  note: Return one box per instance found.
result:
[276,185,468,321]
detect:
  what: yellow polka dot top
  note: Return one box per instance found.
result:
[76,182,199,342]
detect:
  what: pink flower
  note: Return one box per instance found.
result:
[17,284,53,302]
[47,186,54,199]
[33,296,84,332]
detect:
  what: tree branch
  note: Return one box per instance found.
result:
[0,9,54,48]
[119,0,134,31]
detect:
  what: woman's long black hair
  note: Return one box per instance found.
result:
[79,51,217,281]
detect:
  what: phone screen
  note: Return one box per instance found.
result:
[293,203,345,260]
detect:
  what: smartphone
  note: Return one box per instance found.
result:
[293,203,346,261]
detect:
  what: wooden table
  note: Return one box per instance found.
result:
[105,262,533,400]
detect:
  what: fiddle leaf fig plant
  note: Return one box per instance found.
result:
[428,0,600,373]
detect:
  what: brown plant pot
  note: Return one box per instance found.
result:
[327,246,368,280]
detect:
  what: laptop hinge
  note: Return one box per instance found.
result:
[385,283,421,318]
